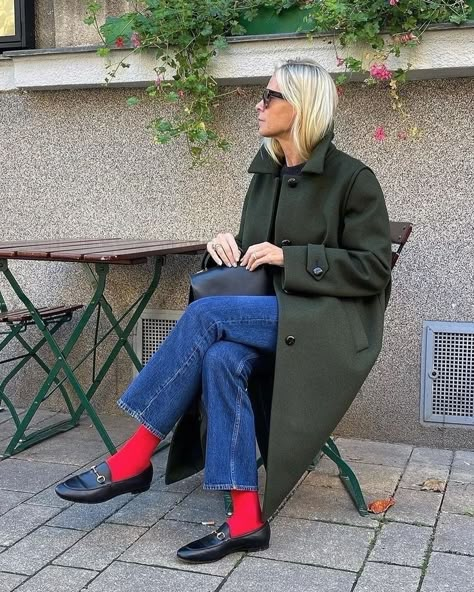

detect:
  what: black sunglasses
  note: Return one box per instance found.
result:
[262,88,285,108]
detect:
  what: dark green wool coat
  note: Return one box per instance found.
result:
[166,131,392,520]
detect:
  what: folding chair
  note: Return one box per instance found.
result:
[0,297,83,456]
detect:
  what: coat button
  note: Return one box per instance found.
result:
[313,266,324,277]
[285,335,296,346]
[287,177,298,188]
[281,239,292,246]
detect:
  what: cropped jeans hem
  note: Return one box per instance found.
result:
[116,399,167,441]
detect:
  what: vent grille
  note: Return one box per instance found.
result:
[133,309,183,371]
[421,321,474,426]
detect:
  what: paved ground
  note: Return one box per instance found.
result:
[0,409,473,592]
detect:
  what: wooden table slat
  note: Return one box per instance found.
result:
[24,239,194,258]
[0,239,119,250]
[0,239,207,263]
[0,239,121,258]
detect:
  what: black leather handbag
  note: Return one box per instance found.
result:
[190,264,274,301]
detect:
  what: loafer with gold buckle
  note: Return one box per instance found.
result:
[55,462,152,504]
[177,521,270,563]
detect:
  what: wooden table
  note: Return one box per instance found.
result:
[0,239,206,458]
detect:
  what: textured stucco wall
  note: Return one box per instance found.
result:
[0,77,473,449]
[35,0,131,48]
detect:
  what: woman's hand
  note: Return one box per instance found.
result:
[240,242,284,271]
[206,233,241,267]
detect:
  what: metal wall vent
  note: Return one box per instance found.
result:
[132,309,183,373]
[421,321,474,427]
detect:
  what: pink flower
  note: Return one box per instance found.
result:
[336,57,345,67]
[155,75,163,87]
[389,0,399,5]
[374,126,387,141]
[115,36,125,48]
[178,90,185,98]
[369,63,392,81]
[131,32,141,48]
[397,130,408,140]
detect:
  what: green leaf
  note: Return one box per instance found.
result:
[126,96,139,106]
[100,15,134,46]
[97,47,110,57]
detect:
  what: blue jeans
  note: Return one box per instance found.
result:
[118,296,278,491]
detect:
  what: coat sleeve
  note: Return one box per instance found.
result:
[281,168,392,297]
[199,178,253,269]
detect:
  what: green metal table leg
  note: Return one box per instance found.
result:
[321,438,369,516]
[70,258,163,424]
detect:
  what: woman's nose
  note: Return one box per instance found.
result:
[255,100,264,112]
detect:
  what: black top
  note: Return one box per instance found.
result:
[280,161,306,177]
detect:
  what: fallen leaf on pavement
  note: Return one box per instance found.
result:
[368,497,395,514]
[419,478,446,492]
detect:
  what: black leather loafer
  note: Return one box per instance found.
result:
[177,521,270,563]
[55,462,153,504]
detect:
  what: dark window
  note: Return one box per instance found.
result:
[0,0,35,52]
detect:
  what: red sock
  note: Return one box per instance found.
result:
[227,490,264,537]
[107,425,161,482]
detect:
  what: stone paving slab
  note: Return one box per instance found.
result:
[410,447,454,467]
[107,490,187,528]
[386,487,443,526]
[0,459,81,493]
[54,523,146,571]
[15,434,109,466]
[334,438,413,468]
[441,481,474,515]
[47,493,134,531]
[150,471,203,494]
[0,490,32,516]
[219,556,356,592]
[398,462,450,491]
[451,450,474,484]
[164,488,231,525]
[23,483,73,509]
[12,565,97,592]
[420,552,474,592]
[343,462,403,496]
[0,409,62,440]
[0,504,61,547]
[0,571,27,592]
[85,561,222,592]
[432,512,474,555]
[120,519,241,576]
[370,522,432,567]
[354,562,422,592]
[279,483,380,528]
[303,468,344,489]
[254,517,374,572]
[0,526,84,575]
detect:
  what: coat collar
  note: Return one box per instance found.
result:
[247,129,335,176]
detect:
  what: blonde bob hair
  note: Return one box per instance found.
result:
[263,59,338,164]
